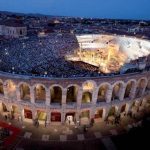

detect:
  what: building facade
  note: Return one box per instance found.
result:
[0,71,149,125]
[0,24,27,38]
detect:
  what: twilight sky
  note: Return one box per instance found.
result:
[0,0,150,20]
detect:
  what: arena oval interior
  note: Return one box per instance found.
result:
[0,34,150,125]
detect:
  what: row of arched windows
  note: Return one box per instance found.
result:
[0,78,149,104]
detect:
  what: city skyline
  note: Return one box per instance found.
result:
[0,0,150,20]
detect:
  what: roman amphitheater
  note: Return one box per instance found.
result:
[0,34,150,126]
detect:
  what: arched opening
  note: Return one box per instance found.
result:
[20,83,30,101]
[65,112,75,125]
[146,80,150,92]
[131,101,140,116]
[2,103,7,112]
[0,81,4,95]
[11,105,19,119]
[50,86,62,104]
[120,104,128,118]
[124,81,135,99]
[120,104,126,113]
[108,106,117,117]
[82,92,92,103]
[136,79,146,97]
[111,83,123,101]
[51,112,61,122]
[66,86,78,103]
[94,109,104,122]
[0,103,9,117]
[97,84,108,102]
[34,85,46,103]
[24,109,32,119]
[80,110,90,125]
[37,110,47,121]
[5,80,16,99]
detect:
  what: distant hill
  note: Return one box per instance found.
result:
[0,10,59,18]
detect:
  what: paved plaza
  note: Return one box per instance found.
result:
[0,112,150,150]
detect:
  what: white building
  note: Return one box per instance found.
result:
[0,19,27,38]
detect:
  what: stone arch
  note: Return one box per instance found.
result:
[136,77,147,97]
[0,79,4,95]
[97,83,111,102]
[66,85,78,103]
[82,91,92,103]
[19,82,30,101]
[50,85,62,104]
[124,80,136,99]
[34,84,46,103]
[111,81,125,101]
[4,80,16,99]
[82,80,97,91]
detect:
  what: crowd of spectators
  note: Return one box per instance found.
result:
[0,33,100,77]
[0,33,149,78]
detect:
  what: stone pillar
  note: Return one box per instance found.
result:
[92,88,98,105]
[16,86,21,101]
[102,108,106,121]
[128,102,133,113]
[130,85,137,100]
[61,89,67,124]
[77,88,83,109]
[75,111,80,122]
[30,86,35,104]
[125,104,130,114]
[61,111,65,124]
[62,88,67,109]
[32,108,37,120]
[46,110,50,124]
[106,88,112,103]
[90,88,99,119]
[46,89,50,106]
[18,106,24,121]
[103,107,110,120]
[117,104,123,114]
[7,104,12,112]
[3,83,8,99]
[119,85,126,101]
[142,84,147,96]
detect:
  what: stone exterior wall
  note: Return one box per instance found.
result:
[0,71,149,125]
[0,25,27,38]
